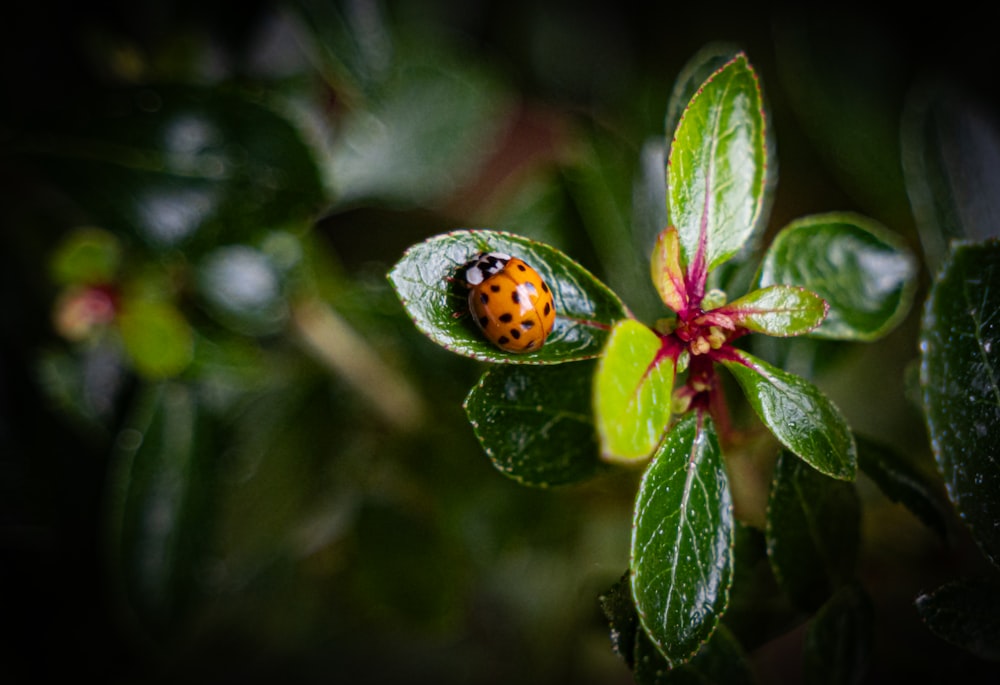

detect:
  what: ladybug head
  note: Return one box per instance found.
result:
[462,251,511,286]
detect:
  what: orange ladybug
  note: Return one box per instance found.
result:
[459,252,556,353]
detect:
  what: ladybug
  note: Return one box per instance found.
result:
[459,252,556,353]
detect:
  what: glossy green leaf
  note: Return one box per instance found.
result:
[758,212,917,341]
[921,240,1000,567]
[388,230,628,364]
[803,584,874,685]
[594,319,676,463]
[901,80,1000,274]
[464,361,605,487]
[856,434,950,538]
[713,285,828,337]
[108,382,213,635]
[118,298,194,378]
[631,413,733,667]
[28,86,325,252]
[915,579,1000,661]
[721,351,856,480]
[665,43,746,155]
[766,452,860,612]
[49,227,121,285]
[669,53,768,278]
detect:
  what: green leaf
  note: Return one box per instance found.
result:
[915,579,1000,661]
[464,361,606,487]
[631,413,734,667]
[803,584,874,685]
[901,80,1000,274]
[108,382,214,635]
[594,319,676,463]
[921,240,1000,567]
[388,229,628,364]
[766,452,860,612]
[601,572,754,685]
[668,53,768,279]
[758,212,917,341]
[650,226,689,314]
[665,43,746,155]
[291,0,393,99]
[27,86,325,252]
[721,350,856,480]
[118,298,194,378]
[326,53,511,209]
[856,434,950,538]
[724,523,797,651]
[49,227,121,285]
[713,285,828,337]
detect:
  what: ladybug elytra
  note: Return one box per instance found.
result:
[459,252,556,353]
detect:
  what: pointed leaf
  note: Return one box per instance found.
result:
[665,43,746,156]
[669,53,768,280]
[758,212,917,341]
[921,239,1000,567]
[803,584,874,685]
[631,413,734,667]
[388,230,628,364]
[650,226,690,314]
[721,350,856,480]
[464,361,606,487]
[916,579,1000,661]
[766,452,860,612]
[594,319,676,463]
[856,434,950,538]
[713,285,828,337]
[599,571,640,670]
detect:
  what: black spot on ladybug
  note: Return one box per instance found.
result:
[490,284,501,292]
[517,263,526,271]
[498,335,510,345]
[510,329,521,340]
[479,316,489,328]
[480,293,489,304]
[511,290,520,304]
[541,282,549,293]
[499,313,513,323]
[543,302,551,316]
[522,319,535,329]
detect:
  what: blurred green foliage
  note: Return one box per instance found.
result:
[2,1,1000,684]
